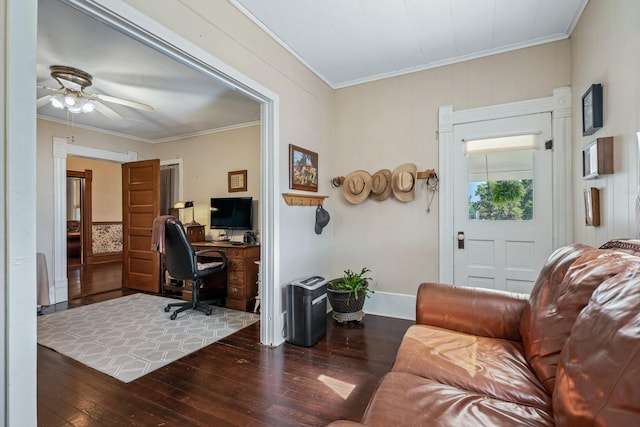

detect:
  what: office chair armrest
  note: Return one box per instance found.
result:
[194,249,227,268]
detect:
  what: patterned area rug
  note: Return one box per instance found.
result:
[37,293,259,383]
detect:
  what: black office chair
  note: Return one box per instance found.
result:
[163,217,227,320]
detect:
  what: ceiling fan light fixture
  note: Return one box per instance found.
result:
[81,101,95,113]
[67,104,83,114]
[64,95,77,107]
[50,96,65,109]
[39,65,153,118]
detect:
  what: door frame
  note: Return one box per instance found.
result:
[53,139,137,303]
[54,145,183,298]
[438,87,573,284]
[58,0,280,347]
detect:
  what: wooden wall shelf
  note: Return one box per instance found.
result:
[282,193,328,206]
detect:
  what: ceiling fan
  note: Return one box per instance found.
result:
[37,65,154,119]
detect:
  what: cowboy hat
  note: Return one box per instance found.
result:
[343,170,372,204]
[370,169,392,201]
[392,163,417,202]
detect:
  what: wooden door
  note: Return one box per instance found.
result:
[122,159,160,292]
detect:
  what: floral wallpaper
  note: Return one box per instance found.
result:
[92,223,123,254]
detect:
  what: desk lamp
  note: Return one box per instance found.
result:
[173,201,200,226]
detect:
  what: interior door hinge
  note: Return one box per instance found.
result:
[545,140,553,150]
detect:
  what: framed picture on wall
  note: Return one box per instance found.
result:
[228,169,247,192]
[582,84,603,136]
[289,144,318,192]
[584,187,600,226]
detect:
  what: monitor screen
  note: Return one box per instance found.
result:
[210,197,253,230]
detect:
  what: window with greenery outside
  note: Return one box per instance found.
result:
[468,179,533,221]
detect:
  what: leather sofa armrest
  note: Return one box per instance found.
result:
[416,282,528,342]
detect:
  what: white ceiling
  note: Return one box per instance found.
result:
[36,0,261,143]
[37,0,587,142]
[233,0,588,88]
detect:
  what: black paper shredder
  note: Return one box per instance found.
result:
[286,275,327,346]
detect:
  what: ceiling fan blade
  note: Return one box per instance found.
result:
[95,93,154,111]
[37,85,64,93]
[37,95,52,108]
[93,101,124,120]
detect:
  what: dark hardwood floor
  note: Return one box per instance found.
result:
[67,261,123,300]
[38,262,413,426]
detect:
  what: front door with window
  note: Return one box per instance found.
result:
[452,113,553,293]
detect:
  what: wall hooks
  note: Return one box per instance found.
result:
[282,193,328,206]
[331,168,437,187]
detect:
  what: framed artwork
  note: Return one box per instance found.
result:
[584,187,600,226]
[289,144,318,192]
[228,169,247,192]
[582,84,603,136]
[582,137,613,179]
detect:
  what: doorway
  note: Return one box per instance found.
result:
[42,1,279,349]
[65,170,91,266]
[46,0,280,347]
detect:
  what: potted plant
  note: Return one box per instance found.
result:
[327,267,374,322]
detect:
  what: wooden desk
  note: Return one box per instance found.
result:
[192,242,260,312]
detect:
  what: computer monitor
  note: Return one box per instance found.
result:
[209,197,252,230]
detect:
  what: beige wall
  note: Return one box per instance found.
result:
[36,119,153,260]
[153,124,261,240]
[332,40,571,295]
[36,118,260,268]
[66,156,122,222]
[37,0,640,314]
[121,0,335,287]
[571,0,640,245]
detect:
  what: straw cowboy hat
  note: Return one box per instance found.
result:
[370,169,392,201]
[343,170,372,204]
[392,163,417,202]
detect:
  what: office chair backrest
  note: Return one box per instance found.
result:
[164,217,197,280]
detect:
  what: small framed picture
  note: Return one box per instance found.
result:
[228,170,247,192]
[582,84,603,136]
[289,144,318,192]
[584,187,600,226]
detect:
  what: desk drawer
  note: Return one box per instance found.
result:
[228,270,245,285]
[227,258,244,271]
[228,283,246,298]
[228,248,245,258]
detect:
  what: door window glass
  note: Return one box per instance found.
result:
[467,149,534,221]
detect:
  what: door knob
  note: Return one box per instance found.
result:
[457,231,465,249]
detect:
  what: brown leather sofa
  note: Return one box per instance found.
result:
[328,241,640,426]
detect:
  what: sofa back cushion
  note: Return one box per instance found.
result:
[521,246,640,393]
[553,275,640,426]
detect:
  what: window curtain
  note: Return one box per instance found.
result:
[160,164,179,215]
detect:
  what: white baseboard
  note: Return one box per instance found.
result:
[362,291,416,321]
[53,279,68,304]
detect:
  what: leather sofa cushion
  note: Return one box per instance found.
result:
[520,244,594,352]
[359,372,554,427]
[416,283,528,341]
[520,244,593,330]
[392,325,550,410]
[554,275,640,426]
[522,250,640,394]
